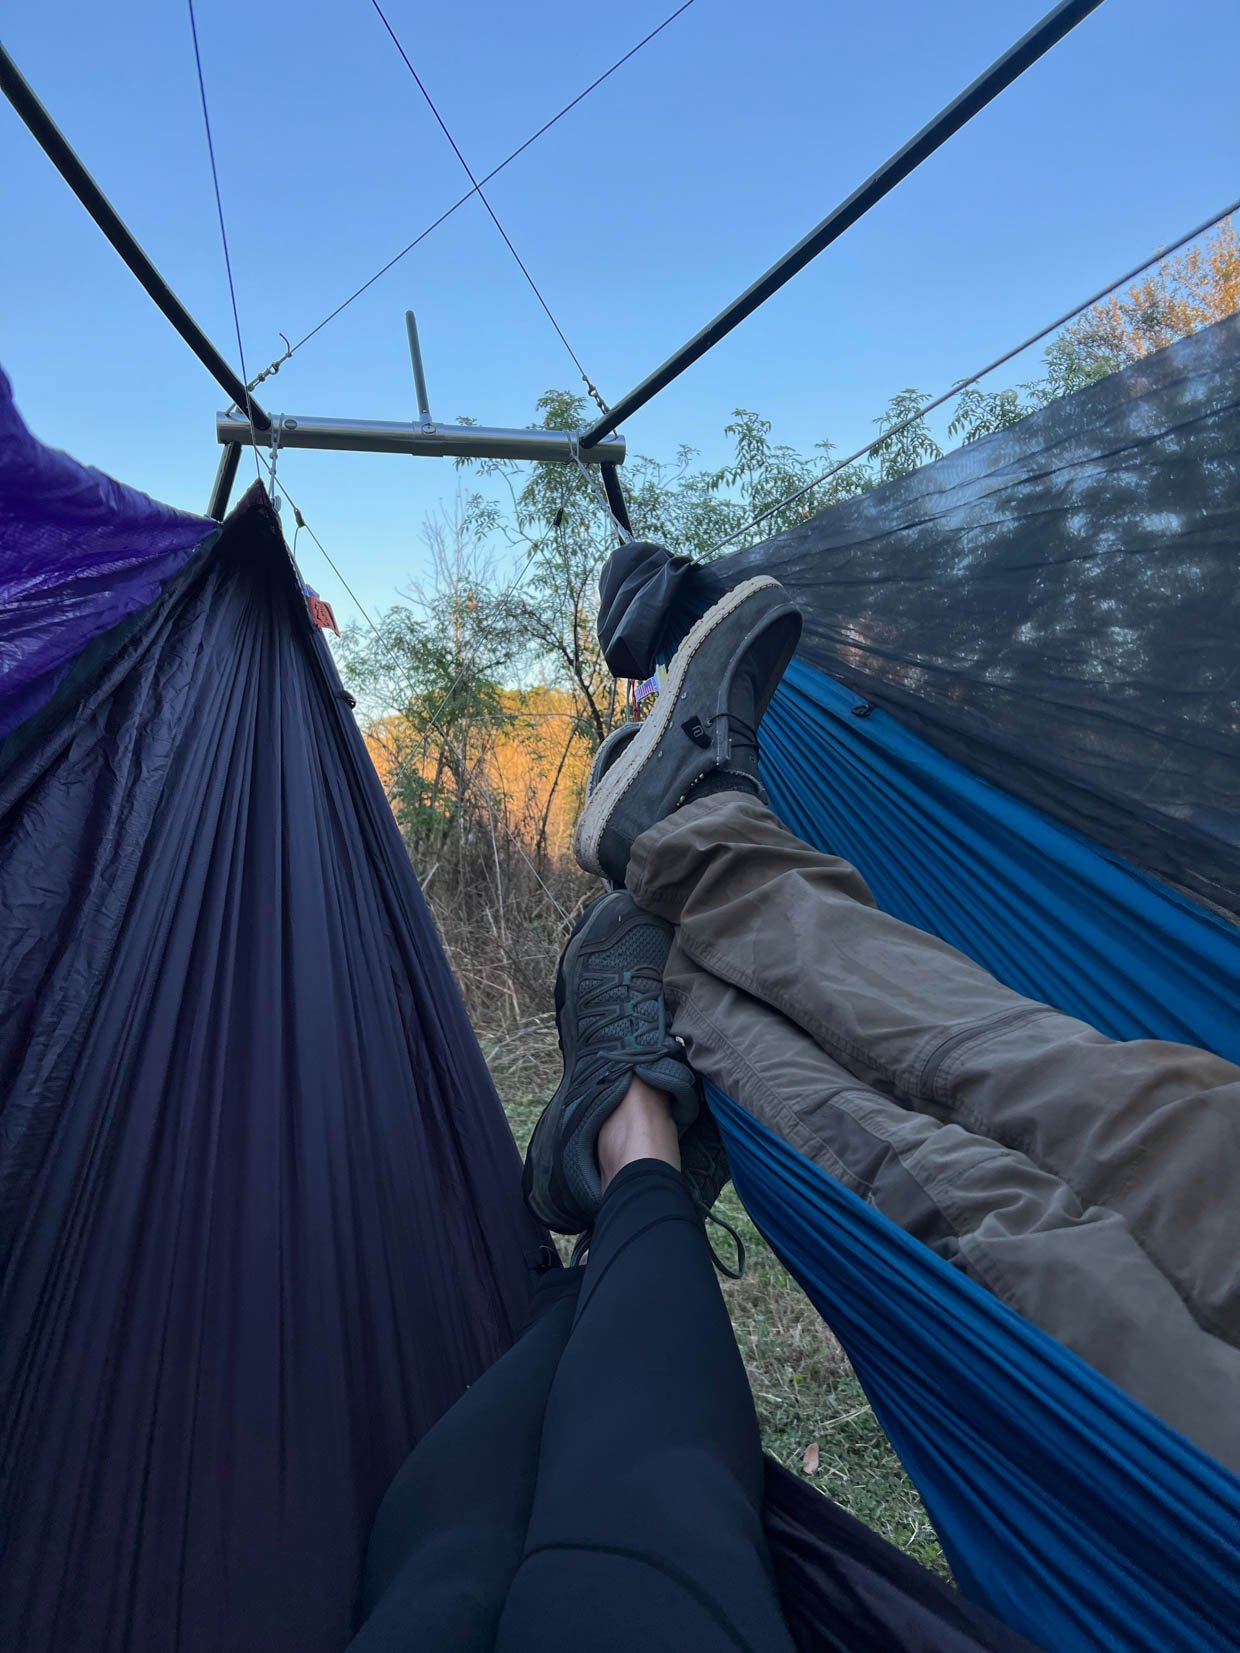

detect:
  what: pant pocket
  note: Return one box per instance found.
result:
[793,1091,961,1255]
[916,1004,1053,1106]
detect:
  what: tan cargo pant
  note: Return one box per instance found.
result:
[626,793,1240,1472]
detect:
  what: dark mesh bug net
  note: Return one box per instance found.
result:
[601,315,1240,915]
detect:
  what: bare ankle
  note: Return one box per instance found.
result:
[598,1076,680,1189]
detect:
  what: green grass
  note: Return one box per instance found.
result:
[491,1031,947,1578]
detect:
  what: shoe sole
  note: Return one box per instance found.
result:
[587,720,641,797]
[574,576,788,877]
[587,722,642,887]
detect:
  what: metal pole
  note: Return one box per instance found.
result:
[207,442,242,520]
[405,311,432,423]
[217,411,627,466]
[580,0,1104,447]
[0,43,272,431]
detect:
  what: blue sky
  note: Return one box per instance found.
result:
[4,0,1238,622]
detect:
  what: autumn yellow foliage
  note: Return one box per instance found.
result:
[1064,217,1240,362]
[365,685,594,859]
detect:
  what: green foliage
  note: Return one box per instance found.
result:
[458,390,625,745]
[707,410,872,536]
[870,388,942,482]
[947,383,1026,443]
[1033,334,1123,404]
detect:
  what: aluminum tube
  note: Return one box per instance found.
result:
[216,412,626,465]
[405,311,433,423]
[207,442,242,520]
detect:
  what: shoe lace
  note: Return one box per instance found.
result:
[715,712,760,753]
[704,1209,746,1279]
[576,965,669,1075]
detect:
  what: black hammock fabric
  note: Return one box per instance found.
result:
[0,490,550,1653]
[762,1461,1038,1653]
[599,314,1240,915]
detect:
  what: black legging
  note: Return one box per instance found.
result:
[350,1159,795,1652]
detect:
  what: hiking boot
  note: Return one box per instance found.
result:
[679,1105,731,1218]
[523,890,700,1235]
[583,727,738,1254]
[574,577,802,885]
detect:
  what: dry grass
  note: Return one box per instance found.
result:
[488,1023,947,1577]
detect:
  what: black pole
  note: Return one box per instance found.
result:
[580,0,1104,447]
[207,441,242,520]
[600,461,633,536]
[0,43,271,432]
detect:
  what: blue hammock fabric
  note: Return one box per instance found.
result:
[760,660,1240,1062]
[728,662,1240,1648]
[711,1085,1240,1653]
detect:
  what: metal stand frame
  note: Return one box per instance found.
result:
[8,7,1103,528]
[216,411,626,467]
[211,312,626,517]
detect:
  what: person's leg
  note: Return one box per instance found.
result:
[499,1079,795,1653]
[347,1265,581,1653]
[627,790,1240,1348]
[665,964,1240,1469]
[569,574,1240,1455]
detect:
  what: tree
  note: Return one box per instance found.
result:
[335,509,596,1027]
[462,390,627,749]
[1060,217,1240,368]
[337,508,515,848]
[870,389,942,482]
[948,384,1027,444]
[705,410,871,532]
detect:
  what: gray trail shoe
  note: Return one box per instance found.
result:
[523,890,700,1235]
[589,733,738,1244]
[574,576,802,886]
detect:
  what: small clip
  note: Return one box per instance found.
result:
[682,716,711,748]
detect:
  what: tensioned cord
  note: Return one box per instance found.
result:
[366,0,609,415]
[246,1,697,391]
[186,0,264,482]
